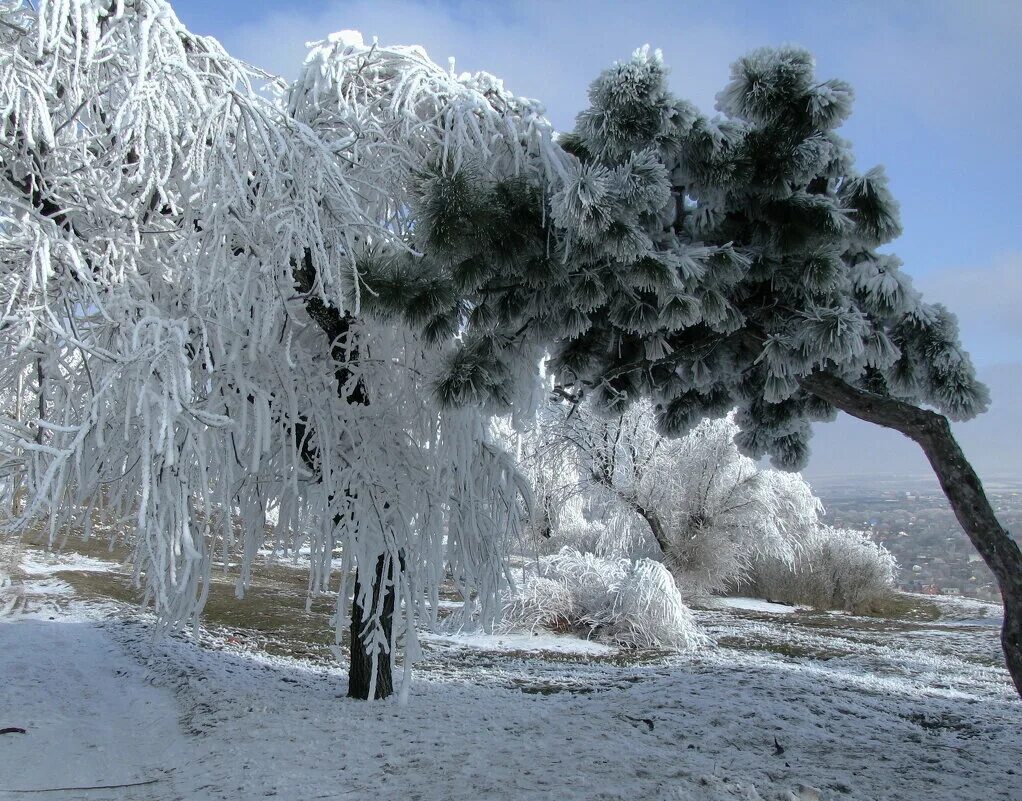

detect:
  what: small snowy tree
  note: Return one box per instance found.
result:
[508,399,891,614]
[519,402,820,598]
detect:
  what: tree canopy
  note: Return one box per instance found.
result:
[387,45,987,465]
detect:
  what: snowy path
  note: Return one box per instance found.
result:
[0,619,188,799]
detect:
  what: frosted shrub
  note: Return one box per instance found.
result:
[501,548,708,650]
[823,529,899,611]
[514,403,820,599]
[744,527,897,613]
[500,576,578,633]
[613,559,708,649]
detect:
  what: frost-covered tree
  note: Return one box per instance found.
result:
[552,47,1022,690]
[0,0,561,699]
[389,45,1022,697]
[519,402,820,598]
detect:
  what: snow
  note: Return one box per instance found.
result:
[2,547,1021,800]
[5,609,1021,800]
[1,549,124,616]
[19,550,120,576]
[420,630,615,655]
[923,592,1002,623]
[715,597,797,614]
[0,620,189,796]
[326,29,365,48]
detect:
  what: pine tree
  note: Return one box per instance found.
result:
[401,47,1022,698]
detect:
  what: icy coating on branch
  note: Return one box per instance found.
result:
[0,0,561,691]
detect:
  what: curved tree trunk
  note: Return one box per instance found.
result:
[588,466,671,554]
[801,372,1022,699]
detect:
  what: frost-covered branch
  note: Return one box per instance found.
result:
[0,0,551,699]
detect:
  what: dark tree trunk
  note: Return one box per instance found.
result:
[801,372,1022,699]
[590,470,671,555]
[633,501,671,556]
[347,554,396,700]
[588,425,672,556]
[294,250,396,700]
[35,355,46,446]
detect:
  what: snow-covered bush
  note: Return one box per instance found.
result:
[743,527,898,613]
[500,548,708,650]
[512,403,820,599]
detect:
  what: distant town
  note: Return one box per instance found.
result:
[809,474,1022,604]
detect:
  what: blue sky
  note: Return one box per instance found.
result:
[169,0,1021,478]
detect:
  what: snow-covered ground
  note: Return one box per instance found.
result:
[421,630,616,655]
[713,597,798,615]
[0,619,188,798]
[2,546,1020,801]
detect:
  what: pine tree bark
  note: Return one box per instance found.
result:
[348,554,396,699]
[801,372,1022,699]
